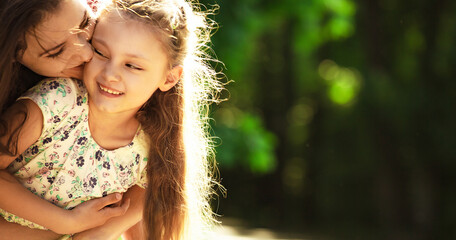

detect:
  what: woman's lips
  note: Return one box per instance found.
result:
[62,63,85,79]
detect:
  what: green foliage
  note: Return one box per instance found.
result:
[214,108,277,174]
[203,0,456,238]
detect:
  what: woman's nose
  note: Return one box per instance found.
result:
[80,39,94,63]
[75,21,95,63]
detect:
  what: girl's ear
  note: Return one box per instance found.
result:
[159,65,183,92]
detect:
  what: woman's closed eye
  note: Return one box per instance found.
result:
[46,47,65,59]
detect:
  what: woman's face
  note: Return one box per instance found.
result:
[19,0,95,79]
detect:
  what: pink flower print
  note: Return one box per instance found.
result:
[73,145,80,152]
[50,196,59,204]
[119,171,128,178]
[65,85,72,94]
[42,170,51,178]
[54,186,60,192]
[120,178,128,186]
[101,184,106,191]
[101,182,110,191]
[74,129,81,136]
[38,167,49,175]
[26,177,33,185]
[102,172,110,178]
[56,177,66,185]
[49,151,59,161]
[86,0,99,13]
[68,169,75,177]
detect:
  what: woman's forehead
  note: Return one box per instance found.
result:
[36,0,87,33]
[29,0,88,52]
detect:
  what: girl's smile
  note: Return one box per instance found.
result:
[98,83,124,96]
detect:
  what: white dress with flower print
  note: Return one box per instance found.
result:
[0,78,149,230]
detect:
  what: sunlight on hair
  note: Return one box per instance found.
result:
[179,0,224,238]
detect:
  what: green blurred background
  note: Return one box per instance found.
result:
[201,0,456,239]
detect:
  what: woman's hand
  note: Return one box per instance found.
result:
[61,193,131,234]
[71,186,145,240]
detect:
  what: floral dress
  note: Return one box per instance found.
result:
[0,78,149,232]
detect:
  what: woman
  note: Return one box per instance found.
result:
[0,0,138,239]
[0,0,93,111]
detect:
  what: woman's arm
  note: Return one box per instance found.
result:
[0,217,61,240]
[73,185,146,240]
[0,169,130,234]
[0,100,129,234]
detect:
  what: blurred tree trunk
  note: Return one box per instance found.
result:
[256,19,296,226]
[360,0,413,237]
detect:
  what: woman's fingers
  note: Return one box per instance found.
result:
[95,193,123,209]
[100,198,130,219]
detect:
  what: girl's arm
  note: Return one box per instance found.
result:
[0,100,129,234]
[73,185,146,240]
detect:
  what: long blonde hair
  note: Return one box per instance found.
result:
[101,0,222,238]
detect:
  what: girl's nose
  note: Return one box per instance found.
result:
[103,61,121,82]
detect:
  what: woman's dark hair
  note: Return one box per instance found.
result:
[0,0,63,155]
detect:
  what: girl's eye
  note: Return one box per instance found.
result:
[94,47,107,58]
[46,47,65,59]
[126,63,143,71]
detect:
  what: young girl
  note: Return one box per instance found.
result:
[1,0,220,239]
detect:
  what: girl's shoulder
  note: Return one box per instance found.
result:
[19,77,87,108]
[31,77,85,95]
[18,77,88,132]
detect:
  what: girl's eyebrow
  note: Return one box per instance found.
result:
[93,37,149,61]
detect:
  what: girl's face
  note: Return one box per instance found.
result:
[83,11,180,115]
[19,0,95,79]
